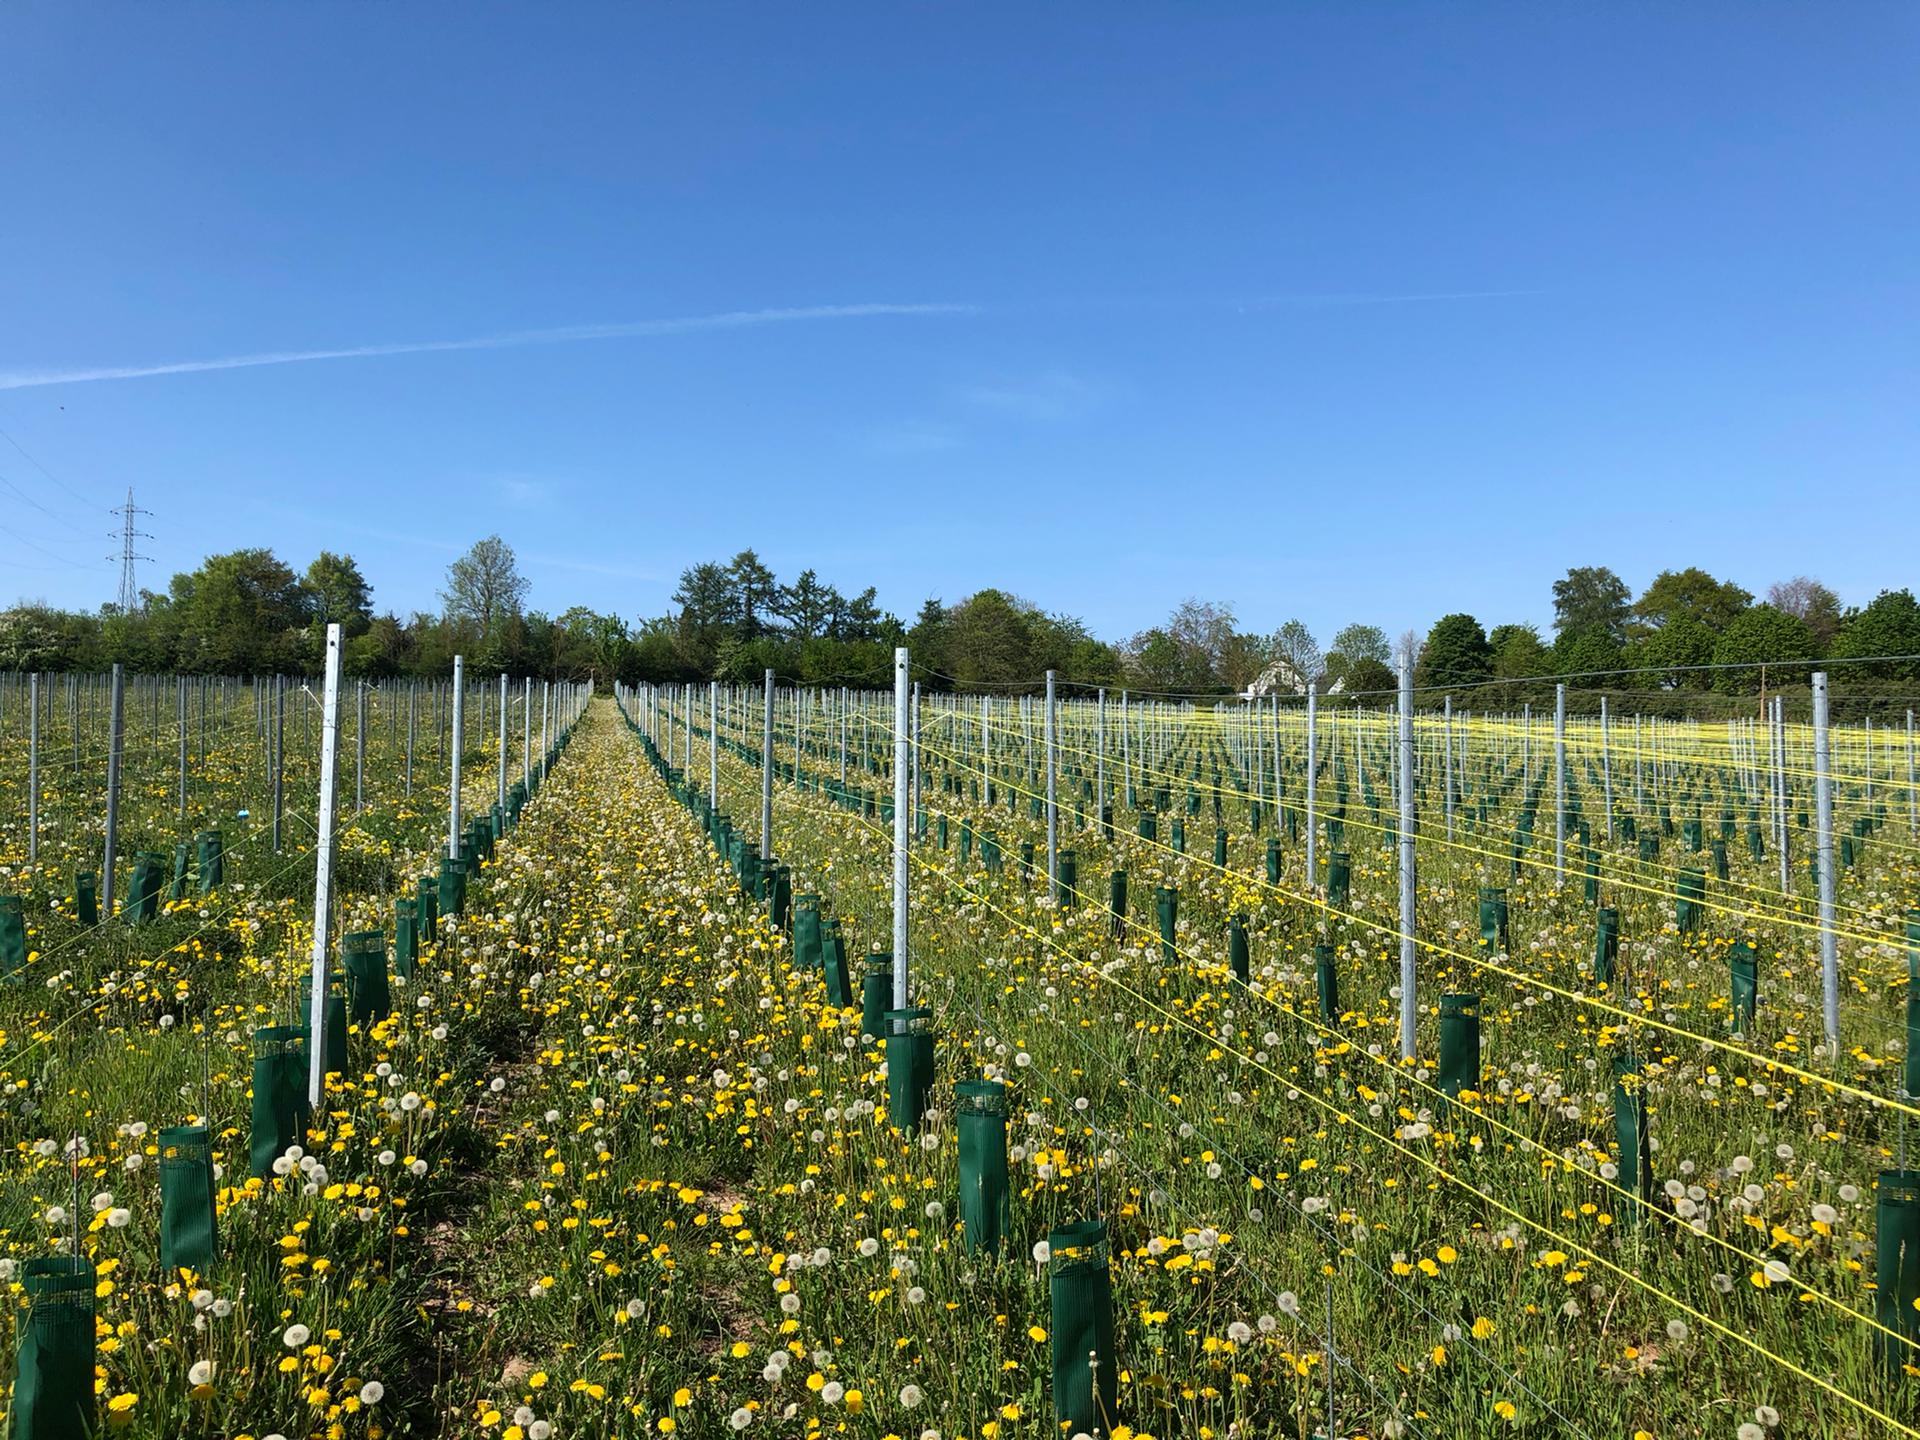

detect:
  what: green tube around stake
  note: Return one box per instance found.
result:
[885,1007,935,1132]
[1315,944,1339,1021]
[794,896,823,970]
[1594,908,1620,986]
[1154,886,1179,964]
[438,855,466,919]
[1613,1056,1654,1225]
[301,972,349,1077]
[127,851,166,922]
[343,929,392,1029]
[1748,823,1765,862]
[1137,813,1157,843]
[1711,839,1729,883]
[416,876,438,944]
[1584,847,1599,905]
[1729,940,1758,1034]
[1684,817,1702,852]
[1906,983,1920,1105]
[1055,849,1078,909]
[74,871,97,927]
[394,899,418,980]
[861,954,892,1042]
[1170,817,1185,856]
[1876,1170,1920,1373]
[169,841,191,902]
[1213,828,1228,868]
[768,863,792,932]
[250,1025,312,1178]
[0,894,25,982]
[1050,1220,1119,1434]
[1639,836,1659,863]
[956,1078,1011,1257]
[13,1256,95,1440]
[1019,840,1035,881]
[1229,913,1249,985]
[822,922,854,1008]
[960,819,973,865]
[1438,994,1480,1097]
[1477,887,1508,951]
[196,829,224,893]
[1265,837,1281,885]
[1326,851,1351,910]
[159,1124,218,1272]
[1108,870,1127,938]
[1676,869,1706,932]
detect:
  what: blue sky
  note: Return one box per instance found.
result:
[2,3,1915,646]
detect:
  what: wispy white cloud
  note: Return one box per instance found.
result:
[860,420,964,456]
[0,303,976,392]
[1238,289,1538,310]
[495,476,554,510]
[954,369,1100,422]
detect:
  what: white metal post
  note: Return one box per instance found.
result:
[1813,672,1839,1048]
[761,670,774,860]
[1554,683,1567,886]
[497,673,508,812]
[27,673,38,865]
[1305,681,1318,886]
[1045,670,1058,893]
[1443,695,1454,843]
[709,680,719,808]
[1397,650,1416,1061]
[307,624,345,1107]
[449,656,464,859]
[892,648,911,1009]
[102,664,125,916]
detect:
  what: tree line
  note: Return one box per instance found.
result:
[4,546,1916,712]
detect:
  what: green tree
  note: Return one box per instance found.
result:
[1268,619,1322,692]
[1623,612,1715,690]
[1830,589,1920,682]
[1552,626,1624,685]
[945,590,1040,690]
[1415,613,1493,692]
[305,552,373,637]
[441,535,530,638]
[1711,605,1816,693]
[727,549,780,637]
[1768,576,1843,650]
[168,548,309,673]
[781,569,841,640]
[1489,623,1549,679]
[1630,568,1750,636]
[1551,566,1631,640]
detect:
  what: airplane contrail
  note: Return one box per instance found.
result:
[0,302,976,391]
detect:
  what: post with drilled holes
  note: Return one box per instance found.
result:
[761,669,774,861]
[1814,672,1839,1048]
[1398,648,1417,1061]
[709,680,719,809]
[1045,670,1059,893]
[448,657,465,861]
[893,647,911,1009]
[102,664,125,918]
[27,673,38,865]
[1554,682,1567,886]
[1305,680,1319,888]
[1601,696,1614,841]
[307,624,344,1108]
[177,675,188,822]
[497,673,509,813]
[911,681,922,838]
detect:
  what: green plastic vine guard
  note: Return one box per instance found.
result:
[1050,1220,1119,1434]
[0,894,25,982]
[793,895,823,970]
[861,954,892,1042]
[1728,940,1759,1035]
[1877,1170,1920,1373]
[1593,908,1620,987]
[74,871,98,928]
[884,1007,935,1133]
[1315,943,1339,1021]
[1154,886,1178,964]
[249,1025,312,1178]
[394,899,418,980]
[956,1078,1011,1257]
[159,1124,218,1272]
[1108,870,1127,938]
[1613,1056,1654,1226]
[13,1256,95,1440]
[1228,913,1249,985]
[343,929,392,1030]
[1438,994,1480,1097]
